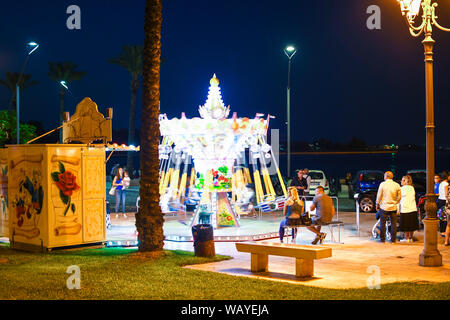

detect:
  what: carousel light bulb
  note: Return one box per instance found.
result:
[262,144,271,153]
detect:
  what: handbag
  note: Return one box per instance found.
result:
[109,186,116,196]
[301,212,312,226]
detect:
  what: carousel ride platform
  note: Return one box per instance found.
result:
[105,211,285,247]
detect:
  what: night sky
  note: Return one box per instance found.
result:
[1,0,449,147]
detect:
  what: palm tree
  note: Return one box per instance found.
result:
[135,0,163,252]
[47,62,86,143]
[109,45,144,176]
[0,72,39,109]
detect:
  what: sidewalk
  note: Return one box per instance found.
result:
[184,213,450,289]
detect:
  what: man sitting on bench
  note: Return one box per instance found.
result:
[307,186,335,245]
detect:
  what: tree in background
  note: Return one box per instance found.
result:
[109,45,144,177]
[47,62,86,143]
[0,72,39,109]
[0,110,36,146]
[135,0,164,252]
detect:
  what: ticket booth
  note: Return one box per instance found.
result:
[6,97,112,251]
[8,144,107,251]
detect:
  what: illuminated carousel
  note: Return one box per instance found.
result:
[158,74,288,239]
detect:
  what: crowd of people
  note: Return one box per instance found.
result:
[280,168,449,246]
[375,171,449,244]
[106,164,449,247]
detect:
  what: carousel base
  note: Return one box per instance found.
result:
[105,212,285,247]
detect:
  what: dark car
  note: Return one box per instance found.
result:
[353,170,385,213]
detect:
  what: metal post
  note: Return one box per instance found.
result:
[287,58,292,178]
[419,32,442,267]
[16,85,20,144]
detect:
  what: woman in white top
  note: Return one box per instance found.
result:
[399,175,419,243]
[437,174,449,210]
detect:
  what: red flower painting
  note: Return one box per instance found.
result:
[51,162,80,216]
[55,171,80,197]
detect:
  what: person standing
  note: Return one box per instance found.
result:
[437,174,448,210]
[376,171,401,243]
[307,186,335,244]
[113,167,127,219]
[345,172,353,199]
[303,168,312,196]
[290,170,308,197]
[434,175,441,198]
[279,187,304,243]
[399,175,419,243]
[444,189,450,246]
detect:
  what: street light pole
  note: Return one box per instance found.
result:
[396,0,450,266]
[16,42,39,144]
[284,46,297,178]
[59,81,69,144]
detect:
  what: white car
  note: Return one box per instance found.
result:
[307,170,330,195]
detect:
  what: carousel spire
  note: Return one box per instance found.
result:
[199,74,230,119]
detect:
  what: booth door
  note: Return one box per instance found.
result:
[81,149,106,243]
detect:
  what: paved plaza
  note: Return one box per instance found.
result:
[106,210,450,289]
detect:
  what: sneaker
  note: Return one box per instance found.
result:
[280,239,284,243]
[123,214,127,218]
[311,235,320,245]
[400,239,409,243]
[319,233,327,244]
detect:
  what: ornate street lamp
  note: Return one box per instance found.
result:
[396,0,450,266]
[284,45,297,178]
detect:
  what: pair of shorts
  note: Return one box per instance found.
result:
[312,216,326,225]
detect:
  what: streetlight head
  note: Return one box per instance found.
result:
[284,46,297,59]
[60,80,68,90]
[397,0,422,20]
[286,46,295,52]
[27,42,39,55]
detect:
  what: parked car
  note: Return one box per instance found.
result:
[308,170,330,195]
[353,170,385,213]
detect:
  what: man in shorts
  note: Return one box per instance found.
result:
[307,186,335,244]
[375,171,401,243]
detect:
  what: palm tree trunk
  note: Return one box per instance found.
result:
[127,78,139,177]
[59,87,65,144]
[136,0,164,252]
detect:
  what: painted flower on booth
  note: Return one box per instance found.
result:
[51,161,80,216]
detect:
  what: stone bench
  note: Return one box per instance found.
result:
[235,241,332,278]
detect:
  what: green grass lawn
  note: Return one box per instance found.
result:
[0,244,449,300]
